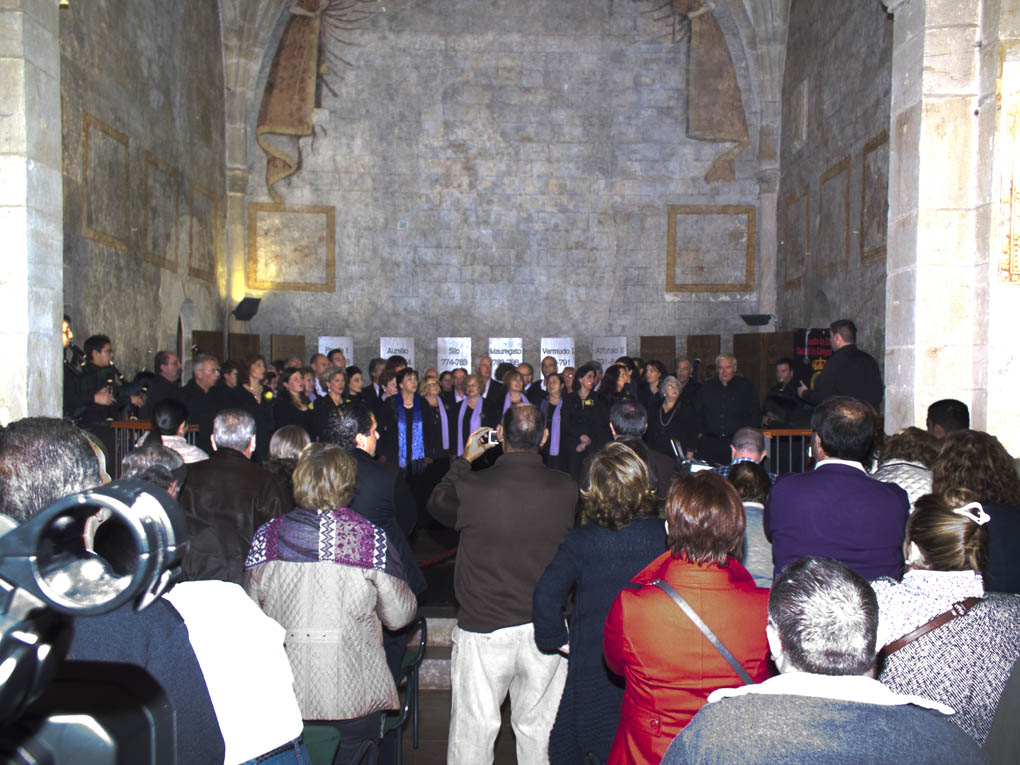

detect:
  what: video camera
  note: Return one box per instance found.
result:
[0,480,188,763]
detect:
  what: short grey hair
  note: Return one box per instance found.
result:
[193,353,218,368]
[731,427,765,455]
[213,409,256,451]
[715,353,736,367]
[769,557,878,676]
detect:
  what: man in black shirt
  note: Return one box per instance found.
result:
[695,353,759,465]
[798,319,883,411]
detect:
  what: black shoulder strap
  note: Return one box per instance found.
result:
[653,578,754,686]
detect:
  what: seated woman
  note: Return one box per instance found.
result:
[871,426,939,508]
[932,430,1020,593]
[873,489,1020,746]
[264,424,310,497]
[726,460,773,587]
[244,443,418,763]
[139,398,209,463]
[603,471,771,764]
[533,442,666,765]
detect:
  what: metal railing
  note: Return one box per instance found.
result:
[109,421,198,478]
[762,428,813,475]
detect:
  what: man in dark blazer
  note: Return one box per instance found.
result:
[798,319,884,411]
[765,396,909,581]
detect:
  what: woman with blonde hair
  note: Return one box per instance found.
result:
[310,366,348,441]
[533,442,666,764]
[873,488,1020,747]
[245,443,417,763]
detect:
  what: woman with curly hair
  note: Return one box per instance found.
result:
[532,442,666,765]
[932,429,1020,593]
[871,426,940,508]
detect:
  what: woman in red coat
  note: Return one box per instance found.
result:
[603,471,772,764]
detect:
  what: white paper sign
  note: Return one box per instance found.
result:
[488,337,523,368]
[318,336,354,365]
[380,337,415,369]
[540,337,574,371]
[592,336,627,372]
[437,338,471,373]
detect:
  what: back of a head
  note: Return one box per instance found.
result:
[927,398,970,434]
[212,409,256,452]
[811,396,875,463]
[666,471,745,566]
[501,403,545,452]
[270,425,311,461]
[493,361,515,383]
[932,429,1020,506]
[292,442,357,510]
[830,319,857,344]
[0,417,100,523]
[583,441,655,530]
[610,400,647,438]
[728,460,771,504]
[731,426,764,457]
[121,444,186,493]
[878,426,939,468]
[151,398,189,436]
[909,489,988,573]
[326,401,373,450]
[769,556,877,676]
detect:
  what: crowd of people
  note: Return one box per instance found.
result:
[17,316,1013,763]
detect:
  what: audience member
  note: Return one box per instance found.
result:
[712,426,776,483]
[766,396,909,580]
[244,443,416,763]
[871,426,939,507]
[603,471,771,764]
[0,417,225,764]
[932,429,1020,593]
[727,459,773,587]
[662,557,985,764]
[428,405,577,765]
[600,399,675,499]
[178,409,291,584]
[927,398,970,438]
[533,442,666,764]
[263,424,311,497]
[797,319,884,410]
[139,398,209,464]
[873,489,1020,749]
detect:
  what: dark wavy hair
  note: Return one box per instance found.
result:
[931,430,1020,506]
[878,426,939,468]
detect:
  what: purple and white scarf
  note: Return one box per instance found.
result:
[245,507,406,583]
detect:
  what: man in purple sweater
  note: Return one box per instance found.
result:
[765,396,908,580]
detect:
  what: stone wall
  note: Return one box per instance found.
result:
[60,0,226,376]
[778,0,892,357]
[239,0,767,368]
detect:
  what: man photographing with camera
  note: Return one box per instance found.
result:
[428,403,577,764]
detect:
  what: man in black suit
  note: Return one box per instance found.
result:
[798,319,884,411]
[182,354,227,455]
[140,350,186,419]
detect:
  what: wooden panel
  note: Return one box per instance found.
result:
[192,330,225,362]
[733,332,796,404]
[228,333,261,362]
[686,334,720,381]
[639,336,676,371]
[272,334,306,363]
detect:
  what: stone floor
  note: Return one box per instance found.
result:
[399,690,518,765]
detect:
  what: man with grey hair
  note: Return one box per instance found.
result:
[178,409,291,583]
[695,353,760,466]
[183,353,226,455]
[712,426,776,483]
[663,557,985,763]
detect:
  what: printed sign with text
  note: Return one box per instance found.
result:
[318,336,354,366]
[540,337,575,371]
[437,337,471,373]
[380,337,415,369]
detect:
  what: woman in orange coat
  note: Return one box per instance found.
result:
[603,471,772,764]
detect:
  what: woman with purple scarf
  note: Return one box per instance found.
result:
[244,443,417,763]
[452,373,498,457]
[540,372,569,473]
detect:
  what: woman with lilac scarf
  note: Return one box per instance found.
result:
[540,372,569,473]
[244,443,417,763]
[453,373,498,457]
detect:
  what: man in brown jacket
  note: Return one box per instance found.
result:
[428,403,577,765]
[179,408,291,583]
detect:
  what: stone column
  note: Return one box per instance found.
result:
[883,0,1002,442]
[0,0,62,422]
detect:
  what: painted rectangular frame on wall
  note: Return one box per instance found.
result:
[81,112,130,251]
[247,203,337,292]
[665,204,756,293]
[783,185,809,290]
[143,150,180,270]
[818,155,851,271]
[861,130,889,264]
[188,180,219,283]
